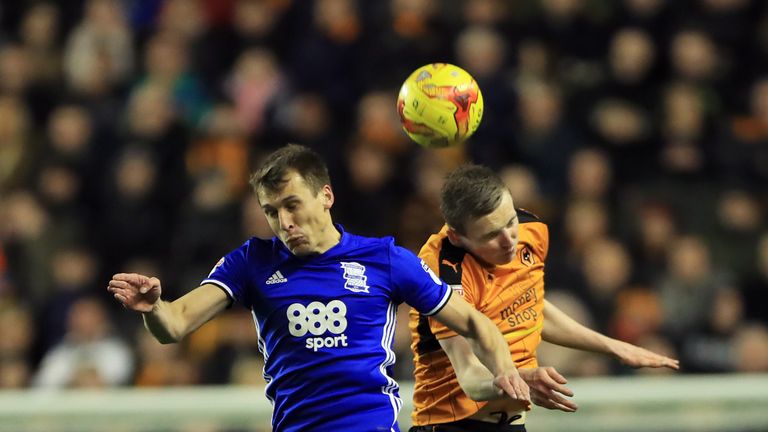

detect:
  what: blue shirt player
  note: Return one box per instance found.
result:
[108,144,530,431]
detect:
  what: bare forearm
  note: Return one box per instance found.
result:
[466,313,516,376]
[142,300,184,343]
[434,295,530,402]
[542,301,680,370]
[440,332,516,401]
[457,365,505,401]
[143,284,230,344]
[542,300,613,355]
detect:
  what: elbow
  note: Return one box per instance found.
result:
[460,383,493,402]
[463,387,486,402]
[465,311,492,340]
[160,325,186,344]
[452,309,483,340]
[455,371,494,402]
[148,325,184,344]
[156,334,180,344]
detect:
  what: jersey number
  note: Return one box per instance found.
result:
[286,300,348,337]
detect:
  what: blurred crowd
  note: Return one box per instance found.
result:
[1,0,768,392]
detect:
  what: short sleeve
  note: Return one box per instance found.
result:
[539,223,550,261]
[426,263,483,341]
[201,241,250,306]
[389,242,452,316]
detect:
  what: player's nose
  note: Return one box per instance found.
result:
[499,229,515,249]
[278,209,294,231]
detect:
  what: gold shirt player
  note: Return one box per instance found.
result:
[409,165,679,432]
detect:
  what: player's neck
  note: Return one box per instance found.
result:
[469,252,497,270]
[314,221,342,254]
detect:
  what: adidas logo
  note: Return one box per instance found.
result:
[266,270,288,285]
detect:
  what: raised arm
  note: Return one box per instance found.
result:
[438,334,578,411]
[108,273,231,344]
[432,293,531,404]
[542,299,679,370]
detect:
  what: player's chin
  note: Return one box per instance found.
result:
[290,243,314,256]
[496,250,515,264]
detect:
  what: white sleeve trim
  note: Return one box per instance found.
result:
[201,279,235,301]
[423,284,452,316]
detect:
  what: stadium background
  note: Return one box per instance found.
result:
[0,0,767,430]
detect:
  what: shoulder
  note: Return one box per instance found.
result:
[419,229,447,256]
[517,208,545,225]
[517,208,548,236]
[233,236,284,261]
[344,232,395,251]
[339,232,401,263]
[417,226,467,264]
[516,208,550,258]
[416,228,470,283]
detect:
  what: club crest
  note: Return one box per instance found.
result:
[340,262,370,293]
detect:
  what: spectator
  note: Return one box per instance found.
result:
[32,297,133,388]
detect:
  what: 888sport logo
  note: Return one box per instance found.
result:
[287,300,349,351]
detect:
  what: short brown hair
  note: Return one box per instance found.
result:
[441,164,507,234]
[250,144,331,195]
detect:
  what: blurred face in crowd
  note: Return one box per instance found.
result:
[451,190,519,266]
[610,28,655,82]
[568,148,612,199]
[21,3,59,48]
[518,81,562,133]
[347,144,393,193]
[639,204,676,253]
[48,105,92,154]
[257,170,337,256]
[583,238,631,296]
[565,200,608,250]
[357,91,404,148]
[756,234,768,276]
[127,83,174,137]
[623,0,663,16]
[116,151,157,199]
[668,236,711,283]
[663,82,703,138]
[749,78,768,127]
[0,45,31,94]
[541,0,582,19]
[456,26,505,78]
[500,165,539,210]
[67,298,108,342]
[670,30,718,81]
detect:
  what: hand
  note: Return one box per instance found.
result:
[108,273,162,313]
[492,369,531,406]
[611,340,680,370]
[518,367,578,412]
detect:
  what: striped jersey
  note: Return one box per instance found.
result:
[409,210,548,425]
[203,225,452,432]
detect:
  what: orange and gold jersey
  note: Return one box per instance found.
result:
[409,210,548,426]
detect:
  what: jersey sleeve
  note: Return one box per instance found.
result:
[389,242,452,316]
[527,222,550,261]
[427,271,482,341]
[201,240,250,306]
[418,240,482,340]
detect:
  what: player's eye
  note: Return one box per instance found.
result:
[483,232,498,241]
[264,208,277,218]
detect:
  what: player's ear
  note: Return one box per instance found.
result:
[321,184,334,209]
[446,227,462,247]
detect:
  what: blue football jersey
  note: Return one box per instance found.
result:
[202,225,451,432]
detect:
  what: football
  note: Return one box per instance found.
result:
[397,63,484,148]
